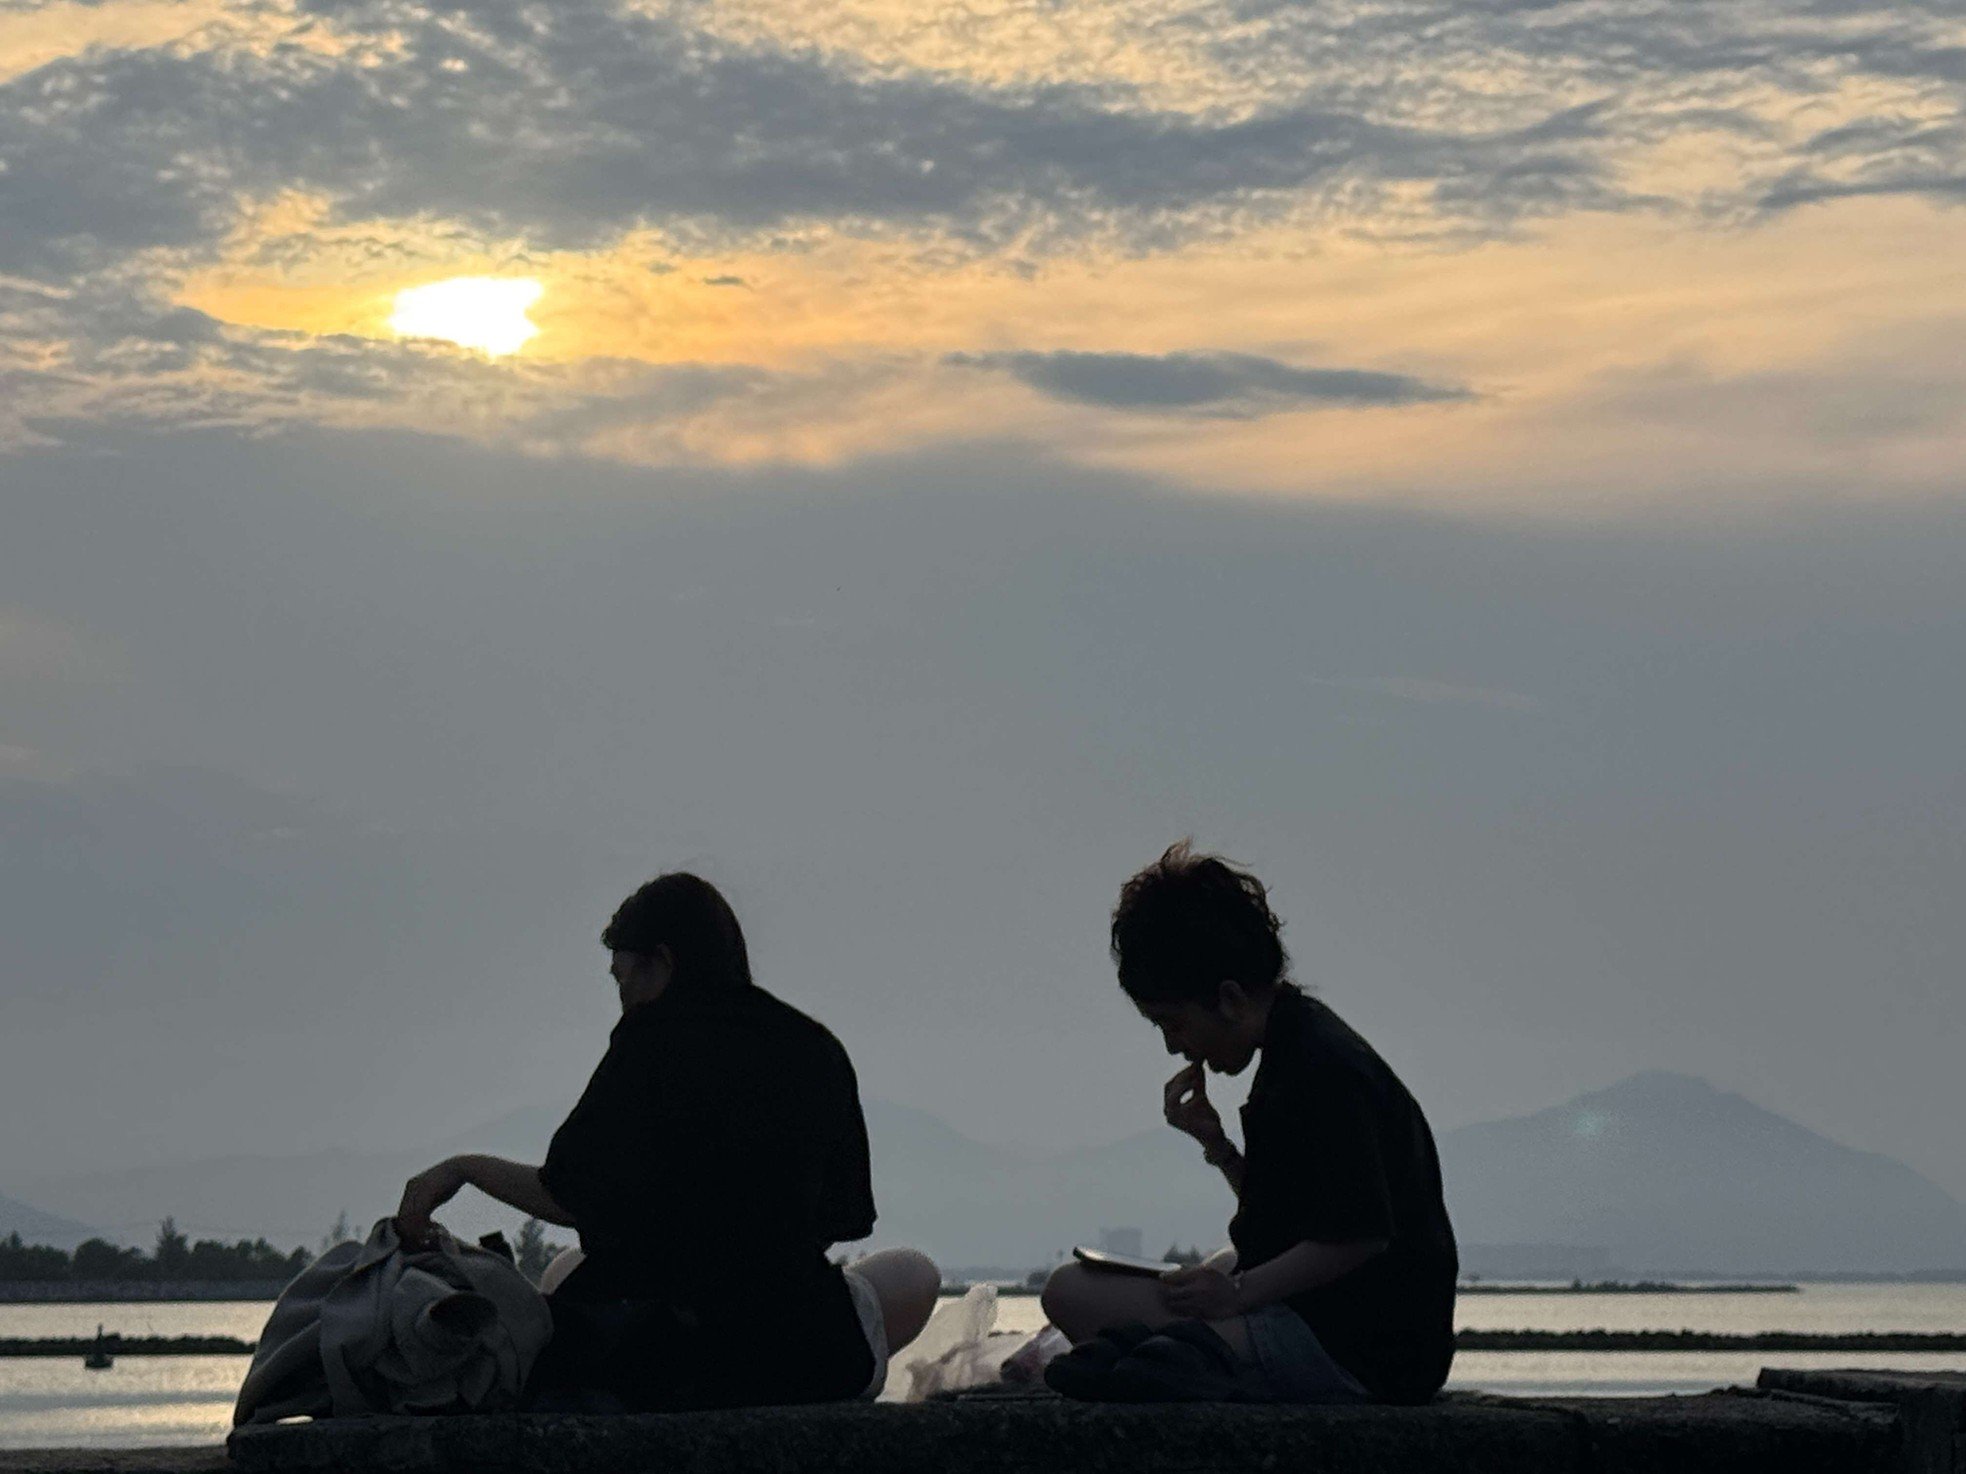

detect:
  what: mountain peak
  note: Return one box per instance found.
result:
[1589,1069,1722,1099]
[1443,1072,1966,1275]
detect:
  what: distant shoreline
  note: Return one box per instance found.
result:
[952,1280,1804,1299]
[10,1328,1966,1358]
[0,1280,290,1304]
[3,1275,1954,1305]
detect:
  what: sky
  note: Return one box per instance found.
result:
[2,0,1963,1223]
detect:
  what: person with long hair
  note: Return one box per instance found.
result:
[395,872,939,1409]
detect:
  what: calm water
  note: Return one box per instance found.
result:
[5,1285,1965,1449]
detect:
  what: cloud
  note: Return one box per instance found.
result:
[1,0,1962,492]
[5,423,1966,1189]
[0,0,1958,294]
[948,349,1470,417]
[0,2,1621,281]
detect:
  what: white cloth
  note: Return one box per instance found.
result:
[233,1219,552,1425]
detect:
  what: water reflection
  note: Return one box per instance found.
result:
[0,1354,241,1450]
[3,1286,1965,1447]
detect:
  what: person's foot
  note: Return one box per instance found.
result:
[1000,1325,1071,1384]
[1042,1323,1157,1401]
[1105,1320,1256,1403]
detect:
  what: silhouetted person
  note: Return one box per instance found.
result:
[1040,844,1457,1403]
[397,872,939,1409]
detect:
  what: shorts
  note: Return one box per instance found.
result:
[840,1267,890,1400]
[1241,1304,1369,1404]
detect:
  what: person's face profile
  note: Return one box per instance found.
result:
[1137,987,1258,1075]
[609,947,674,1012]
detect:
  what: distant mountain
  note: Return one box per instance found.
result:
[1439,1071,1966,1276]
[10,1099,1235,1268]
[0,1191,99,1250]
[19,1070,1958,1277]
[860,1102,1234,1266]
[8,1109,582,1253]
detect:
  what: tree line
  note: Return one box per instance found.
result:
[0,1219,308,1283]
[1,1215,570,1286]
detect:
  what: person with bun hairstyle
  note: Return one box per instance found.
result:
[396,872,939,1409]
[1039,843,1457,1404]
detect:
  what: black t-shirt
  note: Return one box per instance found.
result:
[1229,988,1458,1404]
[536,982,877,1407]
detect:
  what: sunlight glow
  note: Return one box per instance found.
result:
[388,277,543,355]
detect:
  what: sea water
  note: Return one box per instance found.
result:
[5,1284,1966,1448]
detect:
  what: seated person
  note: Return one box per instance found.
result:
[1040,844,1457,1404]
[397,871,939,1409]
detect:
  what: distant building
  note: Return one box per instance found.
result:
[1096,1227,1144,1258]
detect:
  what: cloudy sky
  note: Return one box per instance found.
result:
[2,0,1963,1228]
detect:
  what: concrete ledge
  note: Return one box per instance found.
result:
[0,1452,229,1474]
[0,1372,1929,1474]
[213,1390,1896,1474]
[1758,1370,1966,1474]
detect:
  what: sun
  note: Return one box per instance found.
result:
[388,277,543,355]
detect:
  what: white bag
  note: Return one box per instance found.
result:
[888,1285,1036,1401]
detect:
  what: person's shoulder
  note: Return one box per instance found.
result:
[744,986,855,1061]
[1269,991,1403,1100]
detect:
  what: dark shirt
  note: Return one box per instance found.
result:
[1229,988,1458,1404]
[536,982,877,1407]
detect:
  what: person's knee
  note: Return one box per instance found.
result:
[1039,1263,1084,1331]
[887,1249,941,1350]
[898,1248,941,1308]
[851,1246,943,1352]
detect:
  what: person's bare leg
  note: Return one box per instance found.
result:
[848,1247,942,1352]
[1039,1263,1176,1343]
[1040,1256,1252,1357]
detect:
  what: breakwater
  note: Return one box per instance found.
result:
[0,1334,254,1357]
[1459,1281,1799,1295]
[1457,1329,1966,1351]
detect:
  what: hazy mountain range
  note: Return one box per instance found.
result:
[7,1072,1963,1276]
[0,1191,98,1253]
[1440,1071,1966,1276]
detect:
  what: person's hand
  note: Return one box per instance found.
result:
[1160,1265,1242,1320]
[1163,1062,1226,1149]
[395,1158,466,1248]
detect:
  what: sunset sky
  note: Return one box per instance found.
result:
[3,0,1963,1234]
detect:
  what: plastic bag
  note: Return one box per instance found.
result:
[887,1285,1029,1401]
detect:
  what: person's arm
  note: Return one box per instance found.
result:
[1165,1062,1399,1321]
[1162,1237,1388,1319]
[1232,1237,1386,1306]
[1199,1134,1246,1195]
[1164,1063,1246,1192]
[397,1154,575,1245]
